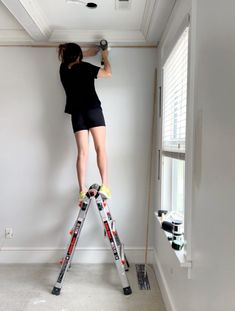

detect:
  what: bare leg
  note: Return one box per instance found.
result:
[74,130,89,192]
[90,126,108,186]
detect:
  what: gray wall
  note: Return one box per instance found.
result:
[0,47,157,263]
[153,0,235,310]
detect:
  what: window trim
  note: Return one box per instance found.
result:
[161,24,189,217]
[183,12,195,264]
[158,14,194,269]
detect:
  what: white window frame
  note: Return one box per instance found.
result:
[161,25,189,218]
[158,14,195,268]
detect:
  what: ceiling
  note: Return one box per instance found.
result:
[0,0,176,46]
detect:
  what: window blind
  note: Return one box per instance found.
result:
[162,27,189,154]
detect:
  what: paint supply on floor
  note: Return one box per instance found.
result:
[135,264,151,290]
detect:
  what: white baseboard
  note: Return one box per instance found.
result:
[0,247,154,264]
[153,250,176,311]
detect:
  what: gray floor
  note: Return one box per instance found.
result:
[0,264,166,311]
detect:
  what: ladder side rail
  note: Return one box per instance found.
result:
[68,197,91,268]
[103,200,130,270]
[95,195,132,294]
[51,196,91,295]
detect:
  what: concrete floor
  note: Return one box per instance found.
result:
[0,264,166,311]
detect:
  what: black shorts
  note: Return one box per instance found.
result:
[71,108,106,133]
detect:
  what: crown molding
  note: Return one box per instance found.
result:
[141,0,156,39]
[141,0,176,43]
[1,0,52,41]
[0,29,32,43]
[0,28,158,47]
[49,29,151,45]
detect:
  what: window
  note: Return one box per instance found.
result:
[161,27,189,218]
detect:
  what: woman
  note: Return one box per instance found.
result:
[58,42,112,201]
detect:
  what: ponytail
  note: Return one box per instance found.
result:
[58,43,83,64]
[58,44,66,62]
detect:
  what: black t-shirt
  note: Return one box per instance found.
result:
[60,61,101,114]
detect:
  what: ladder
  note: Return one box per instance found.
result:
[51,183,132,296]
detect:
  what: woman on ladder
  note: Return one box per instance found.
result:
[58,43,112,201]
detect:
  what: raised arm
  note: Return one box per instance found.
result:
[83,46,99,58]
[98,50,112,78]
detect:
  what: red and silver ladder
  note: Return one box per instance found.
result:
[51,183,132,296]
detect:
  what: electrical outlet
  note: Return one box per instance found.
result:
[5,228,13,239]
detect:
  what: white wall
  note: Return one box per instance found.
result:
[0,47,157,263]
[153,0,235,310]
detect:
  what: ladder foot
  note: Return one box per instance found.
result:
[123,286,132,295]
[51,286,61,296]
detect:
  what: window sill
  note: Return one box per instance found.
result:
[154,212,192,269]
